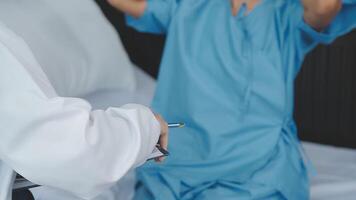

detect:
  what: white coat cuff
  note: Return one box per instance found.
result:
[121,104,160,167]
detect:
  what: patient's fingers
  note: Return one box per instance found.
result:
[231,0,243,16]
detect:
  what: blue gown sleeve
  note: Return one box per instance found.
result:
[125,0,179,34]
[288,0,356,52]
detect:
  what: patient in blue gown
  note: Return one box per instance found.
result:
[112,0,356,199]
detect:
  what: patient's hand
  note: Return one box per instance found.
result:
[154,114,169,162]
[302,0,342,31]
[107,0,146,18]
[231,0,261,16]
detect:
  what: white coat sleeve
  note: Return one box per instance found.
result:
[0,26,160,199]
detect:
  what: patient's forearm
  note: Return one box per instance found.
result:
[107,0,146,18]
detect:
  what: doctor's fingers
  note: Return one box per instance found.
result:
[154,114,169,162]
[154,114,169,149]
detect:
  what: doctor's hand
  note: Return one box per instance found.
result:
[154,114,169,162]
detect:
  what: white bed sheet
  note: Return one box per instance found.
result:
[31,67,356,200]
[303,142,356,200]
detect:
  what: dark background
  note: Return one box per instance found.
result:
[95,0,356,149]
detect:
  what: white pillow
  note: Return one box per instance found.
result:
[0,0,136,97]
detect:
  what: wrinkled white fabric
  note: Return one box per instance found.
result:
[31,66,157,200]
[0,23,160,200]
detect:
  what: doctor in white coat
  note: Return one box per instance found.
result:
[0,22,168,200]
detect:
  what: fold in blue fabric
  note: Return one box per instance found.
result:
[127,0,356,199]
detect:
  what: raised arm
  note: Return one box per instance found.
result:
[302,0,343,30]
[107,0,147,18]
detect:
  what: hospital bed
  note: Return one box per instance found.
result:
[27,66,356,200]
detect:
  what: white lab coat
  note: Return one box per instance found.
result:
[0,23,160,200]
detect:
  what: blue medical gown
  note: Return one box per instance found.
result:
[127,0,356,199]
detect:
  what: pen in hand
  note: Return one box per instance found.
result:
[168,123,185,128]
